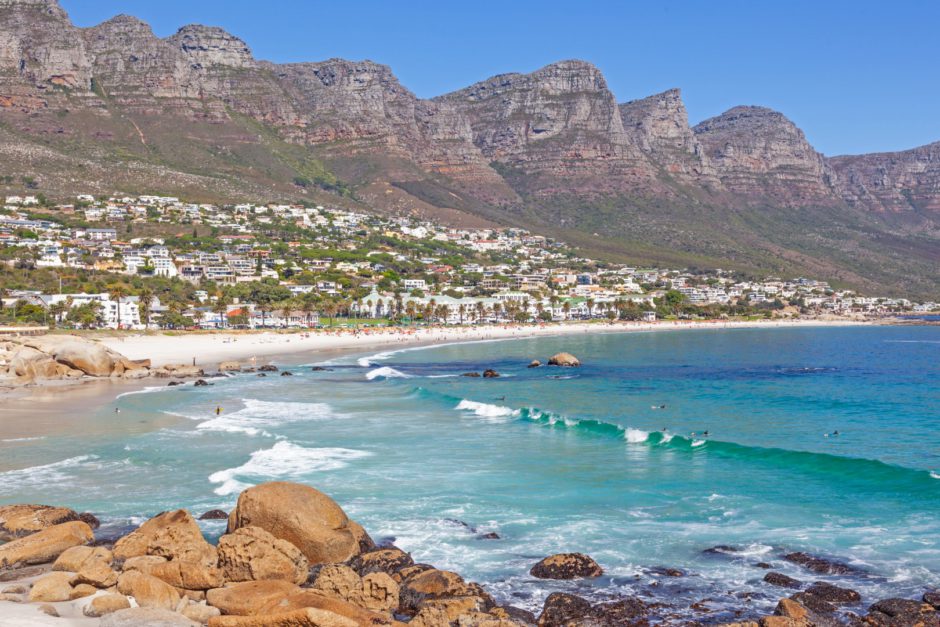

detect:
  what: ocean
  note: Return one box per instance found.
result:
[2,325,938,620]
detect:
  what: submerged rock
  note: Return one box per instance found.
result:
[783,551,860,575]
[258,364,278,372]
[482,369,500,378]
[764,572,803,589]
[530,553,603,579]
[805,581,861,605]
[280,371,293,376]
[462,372,481,377]
[527,360,541,368]
[198,509,228,520]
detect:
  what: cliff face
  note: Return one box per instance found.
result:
[0,0,92,108]
[692,106,837,205]
[830,142,940,214]
[436,60,660,197]
[618,89,719,189]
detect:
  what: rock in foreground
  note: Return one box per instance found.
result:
[530,553,603,579]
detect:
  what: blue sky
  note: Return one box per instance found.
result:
[61,0,940,156]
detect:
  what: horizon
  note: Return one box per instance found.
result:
[59,0,940,157]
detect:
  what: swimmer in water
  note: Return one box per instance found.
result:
[114,407,120,413]
[215,406,222,416]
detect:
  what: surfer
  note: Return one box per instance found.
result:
[215,406,223,416]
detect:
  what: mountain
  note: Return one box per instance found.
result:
[0,0,937,297]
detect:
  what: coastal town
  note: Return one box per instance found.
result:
[0,193,936,331]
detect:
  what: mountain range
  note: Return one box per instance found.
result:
[1,0,938,297]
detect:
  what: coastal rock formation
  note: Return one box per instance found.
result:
[529,553,603,579]
[0,335,152,385]
[227,481,361,564]
[217,526,309,584]
[0,520,93,567]
[831,141,940,213]
[547,353,581,367]
[0,504,79,540]
[1,481,937,627]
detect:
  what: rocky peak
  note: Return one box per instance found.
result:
[693,106,836,204]
[0,0,91,92]
[168,25,255,69]
[619,88,718,186]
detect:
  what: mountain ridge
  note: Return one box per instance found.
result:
[0,0,937,297]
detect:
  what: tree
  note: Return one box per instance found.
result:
[137,287,154,328]
[212,293,230,329]
[108,285,127,329]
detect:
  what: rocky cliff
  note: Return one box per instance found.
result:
[618,88,720,189]
[692,106,837,205]
[0,0,937,296]
[830,141,940,214]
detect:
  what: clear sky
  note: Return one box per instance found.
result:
[60,0,940,156]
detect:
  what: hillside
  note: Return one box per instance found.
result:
[0,0,937,297]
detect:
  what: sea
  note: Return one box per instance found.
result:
[2,325,938,621]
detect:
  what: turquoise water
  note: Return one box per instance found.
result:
[1,326,939,619]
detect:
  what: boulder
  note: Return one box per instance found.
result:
[253,589,396,624]
[527,360,541,368]
[764,572,803,589]
[79,512,101,529]
[100,607,200,627]
[924,592,940,610]
[75,557,119,587]
[147,556,224,590]
[206,580,300,616]
[462,372,481,377]
[782,552,859,575]
[70,582,98,599]
[280,371,293,377]
[0,520,93,567]
[227,482,361,565]
[805,581,861,605]
[482,369,500,378]
[589,598,649,625]
[113,510,217,566]
[348,520,376,553]
[258,365,278,372]
[529,553,603,579]
[219,361,242,372]
[199,510,229,521]
[547,353,580,367]
[25,336,120,377]
[117,570,182,610]
[866,598,932,626]
[194,379,210,387]
[84,593,132,617]
[180,600,222,623]
[207,608,359,627]
[53,543,111,573]
[349,547,415,579]
[308,563,399,613]
[217,526,309,585]
[399,568,483,612]
[27,571,75,602]
[0,504,80,540]
[537,592,592,626]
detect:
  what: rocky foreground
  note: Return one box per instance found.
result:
[1,482,938,627]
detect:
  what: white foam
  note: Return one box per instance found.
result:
[115,385,172,399]
[365,366,411,380]
[208,441,372,495]
[0,455,96,490]
[624,428,650,443]
[931,471,940,480]
[1,436,46,443]
[455,400,520,422]
[193,399,338,437]
[659,432,675,443]
[692,439,707,447]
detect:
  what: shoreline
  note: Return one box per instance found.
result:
[0,318,870,411]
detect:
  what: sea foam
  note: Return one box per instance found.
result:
[193,398,338,437]
[208,440,372,495]
[366,366,411,380]
[455,399,520,422]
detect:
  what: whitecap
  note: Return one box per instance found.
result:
[193,399,339,437]
[455,399,519,422]
[692,439,707,447]
[624,428,650,443]
[208,441,372,495]
[659,432,675,443]
[365,366,411,380]
[115,385,173,399]
[1,436,46,443]
[0,455,96,491]
[930,471,940,480]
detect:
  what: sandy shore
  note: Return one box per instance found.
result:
[96,318,867,369]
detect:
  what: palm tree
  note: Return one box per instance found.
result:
[279,299,296,328]
[212,293,230,329]
[109,285,126,329]
[322,300,339,327]
[300,298,316,328]
[475,301,485,323]
[562,301,571,320]
[137,287,154,328]
[586,298,595,319]
[458,303,466,325]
